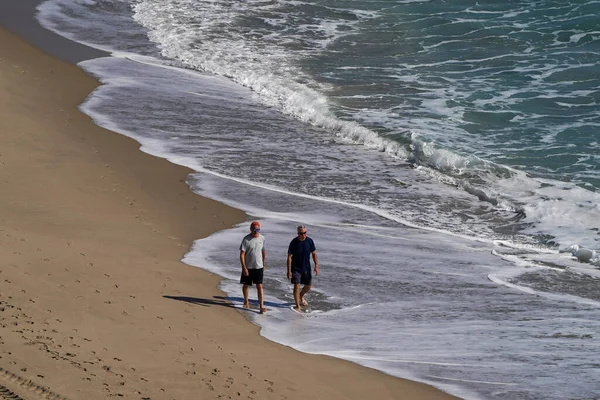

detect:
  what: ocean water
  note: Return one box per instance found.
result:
[34,0,600,399]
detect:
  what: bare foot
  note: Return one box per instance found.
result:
[242,303,250,309]
[300,298,308,306]
[259,307,267,314]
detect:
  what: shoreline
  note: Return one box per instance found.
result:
[0,12,459,400]
[0,0,108,64]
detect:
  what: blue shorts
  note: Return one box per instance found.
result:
[240,268,264,286]
[291,270,312,286]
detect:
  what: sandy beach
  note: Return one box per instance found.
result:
[0,18,459,400]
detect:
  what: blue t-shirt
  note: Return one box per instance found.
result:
[288,237,316,273]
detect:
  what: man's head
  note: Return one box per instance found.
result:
[297,225,307,241]
[250,221,261,236]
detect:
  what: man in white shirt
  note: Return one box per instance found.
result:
[239,221,267,314]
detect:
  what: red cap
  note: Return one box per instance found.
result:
[250,221,260,228]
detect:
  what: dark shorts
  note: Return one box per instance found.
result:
[240,268,264,286]
[291,269,312,286]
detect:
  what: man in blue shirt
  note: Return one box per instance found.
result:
[287,225,319,309]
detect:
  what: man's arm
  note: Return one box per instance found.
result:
[262,249,267,269]
[312,251,319,275]
[286,253,293,279]
[240,250,248,276]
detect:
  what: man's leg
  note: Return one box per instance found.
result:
[242,284,250,308]
[293,283,301,309]
[256,283,266,313]
[299,285,311,306]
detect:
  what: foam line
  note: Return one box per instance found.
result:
[324,353,484,368]
[426,375,519,386]
[488,272,600,308]
[191,166,510,245]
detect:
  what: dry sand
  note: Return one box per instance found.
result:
[0,26,460,400]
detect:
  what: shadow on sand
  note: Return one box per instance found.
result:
[164,295,291,314]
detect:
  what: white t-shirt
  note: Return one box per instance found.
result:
[239,234,265,269]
